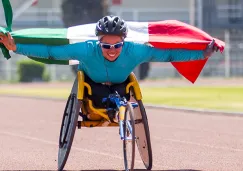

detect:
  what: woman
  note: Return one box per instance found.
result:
[0,15,217,111]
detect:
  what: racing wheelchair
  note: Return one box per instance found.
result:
[58,71,152,171]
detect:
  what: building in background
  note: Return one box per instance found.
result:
[5,0,192,28]
[201,0,243,77]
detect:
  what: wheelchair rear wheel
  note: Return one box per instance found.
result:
[58,94,80,171]
[135,100,152,170]
[123,102,136,171]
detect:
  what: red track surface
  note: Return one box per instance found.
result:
[0,96,243,171]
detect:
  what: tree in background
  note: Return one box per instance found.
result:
[61,0,150,80]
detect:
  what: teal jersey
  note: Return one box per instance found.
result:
[15,40,204,83]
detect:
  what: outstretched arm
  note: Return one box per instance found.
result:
[0,32,92,61]
[130,42,215,64]
[14,43,89,61]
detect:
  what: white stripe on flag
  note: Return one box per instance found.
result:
[67,22,149,44]
[126,21,149,43]
[69,60,80,65]
[67,23,98,44]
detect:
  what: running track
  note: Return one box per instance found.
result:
[0,96,243,171]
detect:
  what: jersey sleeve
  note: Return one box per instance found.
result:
[14,41,95,62]
[130,42,205,64]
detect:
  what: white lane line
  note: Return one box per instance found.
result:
[152,136,243,152]
[0,131,170,169]
[102,122,243,138]
[0,131,124,159]
[98,129,243,152]
[151,123,243,136]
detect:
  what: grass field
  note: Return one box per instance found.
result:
[142,87,243,112]
[0,86,242,112]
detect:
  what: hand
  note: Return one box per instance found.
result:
[0,32,16,51]
[203,39,219,58]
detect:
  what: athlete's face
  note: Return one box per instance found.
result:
[99,35,123,62]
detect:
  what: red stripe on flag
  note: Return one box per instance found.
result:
[148,20,225,83]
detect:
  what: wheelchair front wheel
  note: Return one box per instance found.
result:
[135,100,152,170]
[58,94,80,171]
[123,102,136,171]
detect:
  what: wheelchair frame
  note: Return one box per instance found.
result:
[58,71,152,171]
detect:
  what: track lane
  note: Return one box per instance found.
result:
[0,96,243,171]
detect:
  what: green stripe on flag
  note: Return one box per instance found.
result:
[0,0,70,65]
[0,0,13,59]
[2,0,12,32]
[28,57,69,65]
[11,28,70,65]
[12,28,69,45]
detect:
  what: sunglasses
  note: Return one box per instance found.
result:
[99,41,124,49]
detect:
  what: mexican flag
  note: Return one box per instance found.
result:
[0,0,225,83]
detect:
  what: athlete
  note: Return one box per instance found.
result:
[0,15,218,112]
